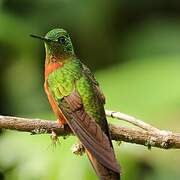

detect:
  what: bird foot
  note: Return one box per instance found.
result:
[50,130,60,148]
[56,119,65,129]
[71,143,85,156]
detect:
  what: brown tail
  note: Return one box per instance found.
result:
[86,149,120,180]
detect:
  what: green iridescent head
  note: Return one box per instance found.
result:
[31,28,75,61]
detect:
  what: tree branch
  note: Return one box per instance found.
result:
[0,113,180,149]
[105,110,160,132]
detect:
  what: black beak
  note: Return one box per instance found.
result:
[30,34,53,42]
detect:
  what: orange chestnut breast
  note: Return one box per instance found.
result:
[45,62,63,80]
[44,61,67,125]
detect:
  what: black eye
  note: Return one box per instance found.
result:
[58,36,66,44]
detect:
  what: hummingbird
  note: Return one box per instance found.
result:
[31,28,121,180]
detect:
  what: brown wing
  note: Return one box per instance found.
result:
[59,90,120,173]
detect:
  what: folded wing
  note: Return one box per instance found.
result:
[59,90,120,173]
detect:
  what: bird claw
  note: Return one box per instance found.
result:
[50,120,66,149]
[51,130,60,148]
[56,119,65,129]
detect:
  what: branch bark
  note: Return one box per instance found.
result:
[0,113,180,149]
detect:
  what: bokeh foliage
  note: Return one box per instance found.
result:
[0,0,180,179]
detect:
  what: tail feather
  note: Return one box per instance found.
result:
[86,149,120,180]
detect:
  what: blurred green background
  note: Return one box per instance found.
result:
[0,0,180,179]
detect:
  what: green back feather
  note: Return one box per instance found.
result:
[47,58,105,124]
